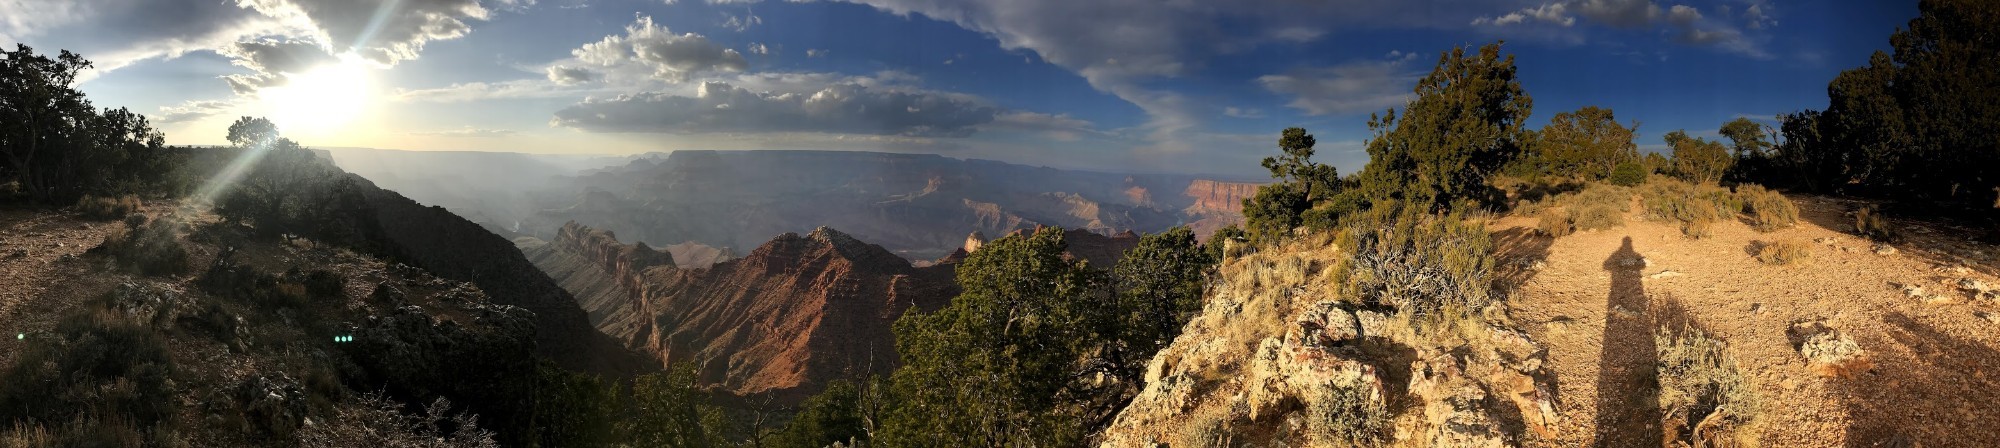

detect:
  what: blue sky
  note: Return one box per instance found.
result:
[2,0,1917,177]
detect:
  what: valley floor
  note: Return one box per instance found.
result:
[1497,195,2000,447]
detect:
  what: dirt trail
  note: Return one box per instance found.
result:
[1496,194,2000,447]
[0,207,126,366]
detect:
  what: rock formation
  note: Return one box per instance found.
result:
[523,222,961,403]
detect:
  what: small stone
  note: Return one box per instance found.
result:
[1959,278,1991,293]
[1899,283,1927,300]
[1815,237,1839,245]
[1647,270,1684,279]
[1872,244,1898,255]
[1749,302,1764,314]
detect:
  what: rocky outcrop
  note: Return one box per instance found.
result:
[1099,239,1554,447]
[525,223,960,403]
[1182,179,1260,216]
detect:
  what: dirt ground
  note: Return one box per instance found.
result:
[1495,194,2000,447]
[0,206,130,368]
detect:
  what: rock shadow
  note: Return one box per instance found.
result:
[1592,236,1661,447]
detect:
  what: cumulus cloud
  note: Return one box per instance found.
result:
[805,49,828,58]
[546,65,601,85]
[551,81,1003,137]
[0,0,295,80]
[1471,3,1574,26]
[217,38,339,94]
[155,99,238,124]
[239,0,500,65]
[1257,52,1423,116]
[747,43,769,55]
[722,10,762,32]
[571,15,747,81]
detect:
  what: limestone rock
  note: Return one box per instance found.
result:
[1788,320,1870,378]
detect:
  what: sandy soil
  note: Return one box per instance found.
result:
[1495,194,2000,447]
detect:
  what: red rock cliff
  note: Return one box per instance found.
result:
[1182,179,1261,216]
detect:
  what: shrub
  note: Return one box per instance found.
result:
[1735,184,1798,232]
[1336,201,1495,317]
[1656,325,1759,447]
[1176,405,1235,448]
[295,395,498,448]
[1754,240,1811,266]
[1641,179,1736,239]
[1853,205,1897,242]
[75,194,141,220]
[1535,207,1574,237]
[94,221,190,276]
[771,380,869,448]
[1305,381,1389,447]
[1610,161,1647,186]
[199,252,307,310]
[0,308,178,437]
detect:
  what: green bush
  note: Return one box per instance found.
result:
[1754,240,1811,266]
[1609,161,1647,186]
[1853,205,1897,242]
[1656,325,1758,447]
[771,380,868,448]
[75,194,141,220]
[1735,184,1798,232]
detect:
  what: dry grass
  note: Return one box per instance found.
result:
[1754,240,1811,266]
[1175,403,1237,448]
[1656,324,1760,447]
[1305,380,1389,447]
[1853,205,1897,242]
[1536,207,1575,237]
[1640,178,1737,239]
[75,194,142,220]
[1735,184,1798,232]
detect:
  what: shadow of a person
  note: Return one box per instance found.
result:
[1593,236,1661,447]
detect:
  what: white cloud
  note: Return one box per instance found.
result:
[392,79,596,102]
[747,42,769,55]
[1469,0,1769,59]
[1257,52,1423,116]
[410,127,517,137]
[1472,3,1574,26]
[1222,107,1264,119]
[546,65,602,85]
[806,48,828,58]
[239,0,502,65]
[217,38,339,94]
[550,80,1004,137]
[722,10,762,32]
[572,15,747,80]
[155,99,239,124]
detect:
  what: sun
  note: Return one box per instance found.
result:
[259,54,374,137]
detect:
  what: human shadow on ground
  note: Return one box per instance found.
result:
[1834,312,2000,447]
[1592,236,1661,448]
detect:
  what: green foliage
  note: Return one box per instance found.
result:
[1719,117,1774,158]
[1764,0,2000,207]
[1353,43,1532,212]
[0,45,175,203]
[1754,240,1811,266]
[1335,201,1495,316]
[1665,130,1734,184]
[771,380,868,448]
[1206,224,1247,262]
[881,227,1102,447]
[622,364,731,448]
[1735,184,1798,232]
[532,362,623,448]
[1609,161,1647,187]
[1522,106,1639,181]
[1655,325,1759,447]
[1853,205,1898,242]
[1110,226,1216,377]
[1244,127,1341,242]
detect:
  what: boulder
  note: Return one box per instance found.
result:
[1787,320,1870,378]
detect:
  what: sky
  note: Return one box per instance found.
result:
[2,0,1918,178]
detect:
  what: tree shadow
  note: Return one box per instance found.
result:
[1834,312,2000,447]
[1593,236,1661,447]
[1792,194,1998,277]
[1491,226,1556,294]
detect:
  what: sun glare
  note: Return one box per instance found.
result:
[259,54,373,137]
